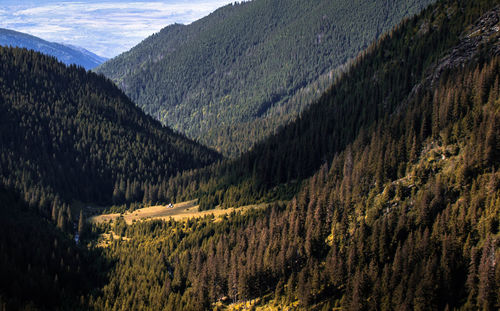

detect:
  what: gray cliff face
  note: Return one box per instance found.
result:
[407,6,500,101]
[432,6,500,83]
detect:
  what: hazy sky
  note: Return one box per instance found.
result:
[0,0,234,58]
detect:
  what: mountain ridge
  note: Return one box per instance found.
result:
[0,28,107,69]
[0,0,499,310]
[0,45,220,229]
[87,2,500,309]
[97,0,436,157]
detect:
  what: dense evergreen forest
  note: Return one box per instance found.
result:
[159,0,500,213]
[87,0,500,309]
[97,0,435,157]
[1,0,499,310]
[0,47,220,233]
[0,186,105,310]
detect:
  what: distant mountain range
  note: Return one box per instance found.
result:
[0,28,107,69]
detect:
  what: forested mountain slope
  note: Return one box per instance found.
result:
[97,0,435,156]
[89,1,500,309]
[0,47,220,231]
[0,28,107,70]
[162,0,500,212]
[0,186,103,310]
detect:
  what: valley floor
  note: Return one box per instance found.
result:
[90,200,269,224]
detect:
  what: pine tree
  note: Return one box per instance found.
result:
[478,237,496,310]
[78,209,85,238]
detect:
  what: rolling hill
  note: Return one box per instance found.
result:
[96,0,436,156]
[0,28,107,69]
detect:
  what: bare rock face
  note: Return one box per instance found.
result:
[408,6,499,100]
[432,6,499,84]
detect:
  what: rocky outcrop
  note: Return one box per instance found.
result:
[431,6,499,84]
[409,6,499,99]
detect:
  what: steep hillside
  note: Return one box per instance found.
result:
[0,28,107,69]
[162,0,500,212]
[89,1,500,309]
[97,0,435,156]
[0,46,220,230]
[0,186,102,310]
